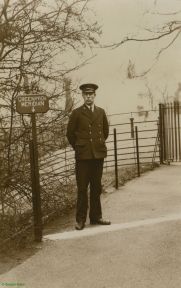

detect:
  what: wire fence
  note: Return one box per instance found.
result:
[0,109,160,245]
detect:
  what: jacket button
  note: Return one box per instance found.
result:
[90,139,92,141]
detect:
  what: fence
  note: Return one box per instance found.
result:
[0,108,160,245]
[159,102,181,163]
[38,110,160,191]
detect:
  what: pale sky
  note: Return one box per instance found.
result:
[70,0,181,114]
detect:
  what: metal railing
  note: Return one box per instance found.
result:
[0,109,160,244]
[159,102,181,163]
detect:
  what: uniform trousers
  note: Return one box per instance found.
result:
[75,158,104,223]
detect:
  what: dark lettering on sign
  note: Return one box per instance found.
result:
[16,94,49,114]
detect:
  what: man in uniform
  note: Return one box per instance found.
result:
[66,83,111,230]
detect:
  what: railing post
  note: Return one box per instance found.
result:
[174,101,178,161]
[135,126,140,177]
[176,101,181,160]
[156,120,161,164]
[159,103,164,164]
[130,117,134,138]
[113,128,119,189]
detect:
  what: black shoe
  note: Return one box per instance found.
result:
[75,221,85,230]
[90,218,111,225]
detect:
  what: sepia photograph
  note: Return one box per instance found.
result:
[1,0,181,287]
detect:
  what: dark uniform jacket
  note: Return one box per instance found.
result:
[66,104,109,159]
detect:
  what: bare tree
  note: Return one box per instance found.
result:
[0,0,101,112]
[0,0,101,149]
[103,1,181,113]
[0,0,101,230]
[139,81,158,109]
[106,1,181,77]
[174,82,181,102]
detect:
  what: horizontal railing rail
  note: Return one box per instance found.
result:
[0,109,160,245]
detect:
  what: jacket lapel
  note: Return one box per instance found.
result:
[92,106,100,123]
[81,105,93,121]
[81,105,100,123]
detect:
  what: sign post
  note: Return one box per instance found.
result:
[16,94,49,242]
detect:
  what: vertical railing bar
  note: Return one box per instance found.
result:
[159,104,163,164]
[162,104,166,161]
[177,101,181,160]
[171,102,175,160]
[151,120,159,167]
[113,128,119,189]
[168,103,171,161]
[165,103,168,161]
[130,117,134,138]
[166,103,170,161]
[135,126,140,177]
[174,101,178,161]
[157,118,161,164]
